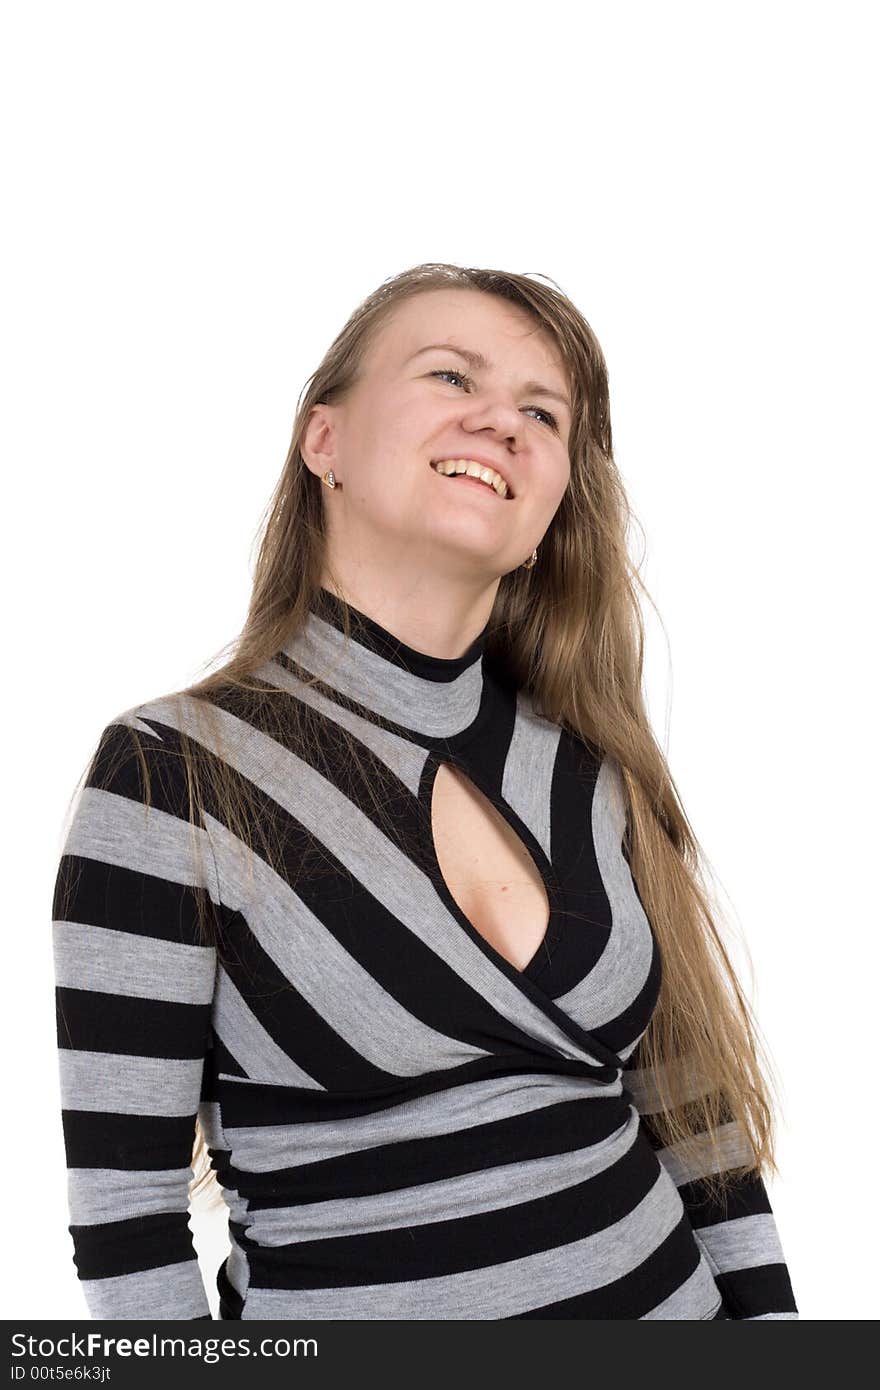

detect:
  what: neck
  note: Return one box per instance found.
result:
[312,577,497,662]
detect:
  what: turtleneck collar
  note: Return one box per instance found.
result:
[276,586,490,741]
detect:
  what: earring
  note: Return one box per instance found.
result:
[321,470,337,489]
[521,548,538,570]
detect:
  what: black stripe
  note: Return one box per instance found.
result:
[61,1109,197,1170]
[54,854,211,947]
[715,1263,799,1318]
[56,986,211,1058]
[69,1212,199,1280]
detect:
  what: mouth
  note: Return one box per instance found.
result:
[429,458,515,500]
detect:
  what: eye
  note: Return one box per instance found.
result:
[428,368,559,432]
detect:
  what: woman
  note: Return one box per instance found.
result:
[51,262,799,1320]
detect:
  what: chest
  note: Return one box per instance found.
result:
[429,760,550,973]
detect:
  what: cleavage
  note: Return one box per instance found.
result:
[429,760,551,974]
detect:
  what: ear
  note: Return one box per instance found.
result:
[301,403,341,478]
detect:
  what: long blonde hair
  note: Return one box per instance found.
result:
[60,261,784,1214]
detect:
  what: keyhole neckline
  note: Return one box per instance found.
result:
[419,752,563,985]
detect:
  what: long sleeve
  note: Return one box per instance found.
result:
[622,1048,799,1319]
[51,713,219,1320]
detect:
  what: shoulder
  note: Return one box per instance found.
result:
[83,693,207,811]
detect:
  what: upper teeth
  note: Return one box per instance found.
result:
[432,459,511,498]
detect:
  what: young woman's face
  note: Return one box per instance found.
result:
[305,287,573,581]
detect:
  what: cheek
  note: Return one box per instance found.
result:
[539,458,571,515]
[348,460,426,529]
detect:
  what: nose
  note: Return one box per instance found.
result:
[459,394,526,445]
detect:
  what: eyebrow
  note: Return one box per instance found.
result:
[406,343,572,413]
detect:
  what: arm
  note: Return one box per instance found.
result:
[622,1048,799,1319]
[51,714,219,1319]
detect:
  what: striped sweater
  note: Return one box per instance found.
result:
[51,588,798,1320]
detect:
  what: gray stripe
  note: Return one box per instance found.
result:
[239,1166,684,1319]
[655,1121,756,1186]
[555,755,654,1029]
[226,1234,251,1298]
[219,1070,622,1173]
[744,1312,799,1319]
[501,691,561,861]
[61,783,220,902]
[52,921,216,1004]
[58,1048,205,1116]
[118,712,169,739]
[621,1052,712,1113]
[279,610,484,738]
[692,1213,786,1271]
[81,1260,209,1320]
[259,656,429,797]
[66,1166,193,1224]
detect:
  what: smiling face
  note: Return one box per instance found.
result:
[302,287,573,582]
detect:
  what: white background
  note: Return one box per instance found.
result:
[3,0,876,1322]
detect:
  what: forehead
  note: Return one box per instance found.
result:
[372,288,568,382]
